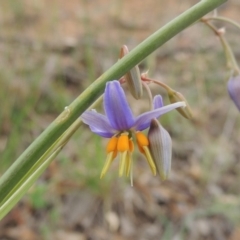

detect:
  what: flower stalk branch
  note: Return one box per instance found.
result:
[202,16,240,31]
[201,19,240,75]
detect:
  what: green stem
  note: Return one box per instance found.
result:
[202,20,240,75]
[203,16,240,31]
[141,75,173,92]
[0,119,82,209]
[0,0,227,205]
[0,146,64,220]
[220,37,240,75]
[0,94,103,219]
[142,81,153,111]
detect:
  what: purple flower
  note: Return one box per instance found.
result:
[82,81,185,137]
[228,75,240,111]
[81,80,185,180]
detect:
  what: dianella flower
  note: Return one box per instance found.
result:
[228,75,240,111]
[81,80,186,180]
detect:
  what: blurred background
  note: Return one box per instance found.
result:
[0,0,240,239]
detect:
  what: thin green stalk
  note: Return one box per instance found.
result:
[142,81,153,111]
[202,20,240,75]
[0,0,227,206]
[203,16,240,31]
[141,75,173,92]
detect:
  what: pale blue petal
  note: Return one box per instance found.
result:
[153,95,164,109]
[148,119,172,181]
[81,110,115,137]
[89,126,115,138]
[104,80,135,131]
[134,102,186,131]
[228,75,240,111]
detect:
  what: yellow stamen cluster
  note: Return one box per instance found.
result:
[100,133,134,179]
[100,131,157,179]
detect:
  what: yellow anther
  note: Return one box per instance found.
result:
[117,134,129,152]
[106,136,118,153]
[136,132,156,176]
[136,132,149,147]
[136,132,149,153]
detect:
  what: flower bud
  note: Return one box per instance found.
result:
[148,118,172,181]
[120,45,143,99]
[168,89,193,119]
[227,75,240,111]
[153,95,164,109]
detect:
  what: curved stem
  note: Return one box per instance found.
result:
[0,94,104,219]
[201,19,240,75]
[141,75,173,92]
[203,16,240,31]
[142,81,153,110]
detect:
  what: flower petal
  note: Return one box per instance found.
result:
[104,80,135,131]
[228,75,240,111]
[134,101,186,131]
[153,95,164,109]
[81,110,115,137]
[89,127,115,138]
[148,119,172,181]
